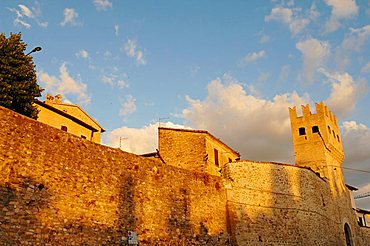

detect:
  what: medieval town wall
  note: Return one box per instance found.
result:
[0,107,229,245]
[223,161,364,245]
[1,106,369,245]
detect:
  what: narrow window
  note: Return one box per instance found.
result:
[328,126,331,135]
[61,125,68,132]
[299,127,306,136]
[214,149,219,167]
[332,130,335,137]
[337,135,340,142]
[359,217,364,226]
[344,223,352,246]
[81,135,86,139]
[228,158,232,163]
[312,126,319,133]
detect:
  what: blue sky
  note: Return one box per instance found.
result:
[1,0,370,208]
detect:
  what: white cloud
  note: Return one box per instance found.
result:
[101,74,128,89]
[361,62,370,73]
[104,122,189,154]
[76,49,89,59]
[341,120,370,209]
[324,0,359,33]
[94,0,112,11]
[123,39,147,65]
[265,7,310,35]
[60,8,81,27]
[115,24,120,36]
[335,25,370,70]
[296,38,330,83]
[342,25,370,52]
[321,69,364,117]
[242,50,266,64]
[18,4,33,17]
[8,4,48,29]
[38,63,90,104]
[181,75,310,163]
[119,95,137,116]
[259,33,270,44]
[279,65,291,81]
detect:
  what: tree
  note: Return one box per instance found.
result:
[0,33,43,119]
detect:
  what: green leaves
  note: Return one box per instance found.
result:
[0,33,43,119]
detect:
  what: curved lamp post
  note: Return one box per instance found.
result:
[26,46,42,56]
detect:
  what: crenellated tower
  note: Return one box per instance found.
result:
[289,102,345,186]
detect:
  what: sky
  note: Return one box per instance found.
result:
[1,0,370,209]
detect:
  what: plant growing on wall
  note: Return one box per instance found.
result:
[0,33,43,119]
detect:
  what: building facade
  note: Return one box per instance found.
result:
[35,94,105,143]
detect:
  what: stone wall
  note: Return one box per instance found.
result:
[1,106,368,245]
[0,107,229,245]
[158,128,239,176]
[224,161,364,245]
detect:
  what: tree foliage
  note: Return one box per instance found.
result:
[0,33,43,119]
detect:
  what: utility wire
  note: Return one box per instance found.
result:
[342,167,370,174]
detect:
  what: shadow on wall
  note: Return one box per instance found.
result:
[0,177,51,244]
[165,187,230,246]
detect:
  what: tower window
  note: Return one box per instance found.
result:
[328,126,331,135]
[299,127,306,136]
[337,135,340,142]
[312,126,319,133]
[61,125,68,132]
[333,130,335,137]
[214,149,219,167]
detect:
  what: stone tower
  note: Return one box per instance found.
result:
[289,102,346,191]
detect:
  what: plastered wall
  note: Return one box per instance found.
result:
[0,107,229,245]
[36,104,99,142]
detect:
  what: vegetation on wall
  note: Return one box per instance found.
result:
[0,33,43,119]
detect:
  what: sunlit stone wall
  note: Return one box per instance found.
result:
[224,160,366,245]
[0,106,229,245]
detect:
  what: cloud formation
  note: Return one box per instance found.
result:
[119,95,137,116]
[76,49,89,59]
[296,38,330,83]
[60,8,81,27]
[101,73,128,89]
[123,39,147,65]
[321,69,365,117]
[38,63,90,104]
[242,50,266,64]
[8,3,48,29]
[114,24,120,36]
[93,0,112,11]
[341,120,370,209]
[105,122,189,154]
[324,0,359,33]
[182,75,310,163]
[265,6,310,35]
[342,25,370,52]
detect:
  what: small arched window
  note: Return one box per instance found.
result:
[299,127,306,136]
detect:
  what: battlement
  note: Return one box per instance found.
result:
[289,102,344,178]
[289,102,342,147]
[289,102,338,129]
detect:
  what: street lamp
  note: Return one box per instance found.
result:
[26,46,42,56]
